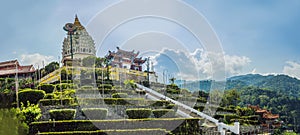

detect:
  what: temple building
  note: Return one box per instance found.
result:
[0,60,35,79]
[106,47,146,71]
[61,15,96,65]
[248,105,281,130]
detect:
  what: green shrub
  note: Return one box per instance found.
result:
[223,114,239,124]
[18,89,45,104]
[49,109,76,120]
[124,80,137,90]
[197,97,207,103]
[38,84,55,93]
[82,108,107,120]
[126,108,152,119]
[193,106,205,112]
[18,101,42,125]
[0,108,29,135]
[112,93,128,98]
[135,90,146,95]
[151,100,171,107]
[39,98,74,106]
[152,109,175,118]
[112,85,122,90]
[44,94,55,99]
[56,83,77,90]
[165,104,178,111]
[30,118,201,134]
[98,84,112,90]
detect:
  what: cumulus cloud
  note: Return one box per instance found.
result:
[283,61,300,79]
[20,53,55,68]
[152,48,251,81]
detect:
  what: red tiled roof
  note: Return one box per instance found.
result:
[0,60,35,76]
[0,59,19,68]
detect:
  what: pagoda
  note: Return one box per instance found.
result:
[248,105,281,130]
[106,47,146,71]
[61,15,96,65]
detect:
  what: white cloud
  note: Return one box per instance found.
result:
[20,53,55,68]
[283,61,300,79]
[152,48,251,81]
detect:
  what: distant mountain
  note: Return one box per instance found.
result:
[176,74,300,97]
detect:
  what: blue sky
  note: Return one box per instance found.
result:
[0,0,299,79]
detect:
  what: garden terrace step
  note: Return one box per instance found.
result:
[37,129,171,135]
[30,118,203,135]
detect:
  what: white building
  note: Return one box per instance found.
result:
[62,15,96,65]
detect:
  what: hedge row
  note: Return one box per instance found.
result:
[112,93,128,98]
[38,84,55,93]
[30,118,202,134]
[77,98,146,106]
[76,89,134,95]
[126,108,152,119]
[39,98,74,106]
[152,109,175,118]
[97,84,112,90]
[82,108,107,120]
[49,109,76,120]
[18,89,45,104]
[37,129,170,135]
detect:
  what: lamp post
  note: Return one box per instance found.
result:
[15,61,19,108]
[63,23,77,60]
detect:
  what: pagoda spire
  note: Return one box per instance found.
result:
[73,14,84,30]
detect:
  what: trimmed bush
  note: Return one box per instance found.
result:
[135,90,146,95]
[98,84,112,90]
[82,108,107,120]
[38,84,55,93]
[165,104,178,111]
[126,108,151,119]
[77,98,145,106]
[37,129,169,135]
[193,106,205,112]
[151,100,171,107]
[44,94,55,99]
[29,118,201,134]
[49,109,76,120]
[152,109,175,118]
[18,89,45,104]
[39,98,74,106]
[56,83,77,91]
[112,93,128,98]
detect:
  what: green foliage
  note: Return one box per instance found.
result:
[151,100,171,107]
[38,84,55,93]
[82,108,107,120]
[55,83,77,90]
[44,62,59,74]
[49,109,76,120]
[124,80,137,90]
[39,98,74,106]
[112,93,128,98]
[77,98,145,106]
[166,83,179,90]
[152,109,175,118]
[37,129,169,135]
[53,89,76,99]
[126,108,152,119]
[98,84,112,90]
[18,89,45,104]
[0,108,28,135]
[18,101,42,125]
[0,92,15,108]
[29,118,201,135]
[44,94,55,99]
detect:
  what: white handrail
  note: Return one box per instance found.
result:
[136,83,239,134]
